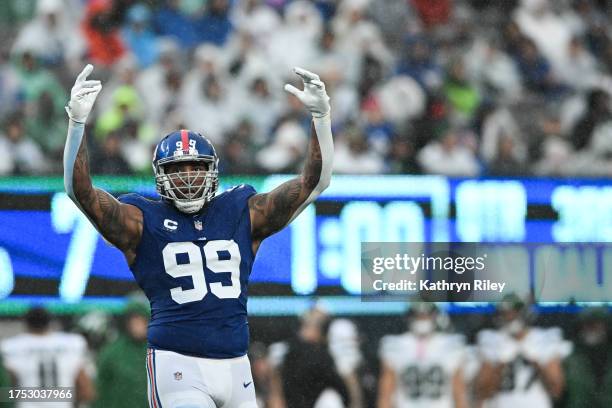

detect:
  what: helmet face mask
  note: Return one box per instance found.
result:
[153,131,219,213]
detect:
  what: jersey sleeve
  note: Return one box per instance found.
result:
[226,184,257,206]
[522,327,573,364]
[68,334,88,368]
[440,334,466,373]
[217,184,257,221]
[477,329,503,362]
[118,193,149,211]
[378,334,401,369]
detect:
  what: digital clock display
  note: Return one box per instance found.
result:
[0,175,610,311]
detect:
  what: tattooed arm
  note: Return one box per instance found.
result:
[249,124,328,251]
[65,122,143,264]
[249,68,333,253]
[64,65,142,264]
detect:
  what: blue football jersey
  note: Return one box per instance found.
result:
[118,184,257,358]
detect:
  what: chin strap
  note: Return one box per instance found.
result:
[287,113,333,224]
[173,198,206,214]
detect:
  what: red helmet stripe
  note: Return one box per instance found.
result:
[180,129,189,153]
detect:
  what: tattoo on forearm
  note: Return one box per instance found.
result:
[249,180,302,238]
[249,124,323,239]
[72,134,141,250]
[303,126,322,190]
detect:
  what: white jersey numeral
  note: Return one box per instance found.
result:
[204,240,242,299]
[162,240,241,304]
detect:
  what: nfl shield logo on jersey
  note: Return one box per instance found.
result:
[194,220,203,230]
[174,371,182,381]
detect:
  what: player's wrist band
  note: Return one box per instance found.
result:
[312,109,331,119]
[65,106,87,124]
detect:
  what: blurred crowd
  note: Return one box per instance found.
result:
[1,298,612,408]
[1,0,612,177]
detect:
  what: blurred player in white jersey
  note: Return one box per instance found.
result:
[475,295,571,408]
[0,307,94,408]
[377,302,468,408]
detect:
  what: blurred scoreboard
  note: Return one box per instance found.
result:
[0,175,611,312]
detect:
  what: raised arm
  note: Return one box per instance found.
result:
[64,65,142,264]
[249,68,333,252]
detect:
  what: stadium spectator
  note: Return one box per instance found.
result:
[14,50,66,113]
[533,133,574,176]
[333,0,393,73]
[368,0,417,54]
[418,128,480,176]
[94,300,150,408]
[513,0,575,75]
[308,28,361,125]
[0,0,36,32]
[91,130,131,175]
[563,308,612,408]
[11,0,84,67]
[26,90,66,162]
[121,4,159,69]
[153,0,199,49]
[82,0,134,66]
[443,58,481,124]
[238,75,284,144]
[256,120,308,173]
[230,0,282,47]
[387,135,421,174]
[268,0,322,74]
[2,0,612,176]
[95,83,147,143]
[362,96,395,155]
[514,38,565,97]
[194,0,234,47]
[464,37,522,102]
[334,125,385,174]
[397,35,444,92]
[221,119,259,174]
[183,73,239,144]
[96,55,140,115]
[479,106,527,168]
[571,88,611,151]
[375,75,426,128]
[0,307,94,406]
[0,51,21,119]
[558,36,600,91]
[411,0,452,27]
[136,48,182,125]
[486,134,527,176]
[0,112,49,175]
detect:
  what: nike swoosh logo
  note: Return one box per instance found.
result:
[243,381,252,388]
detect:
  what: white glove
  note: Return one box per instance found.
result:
[66,64,102,124]
[497,336,520,363]
[521,329,570,365]
[284,67,331,118]
[478,330,518,363]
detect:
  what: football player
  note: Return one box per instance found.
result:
[377,302,468,408]
[63,64,333,407]
[474,294,570,408]
[0,307,94,408]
